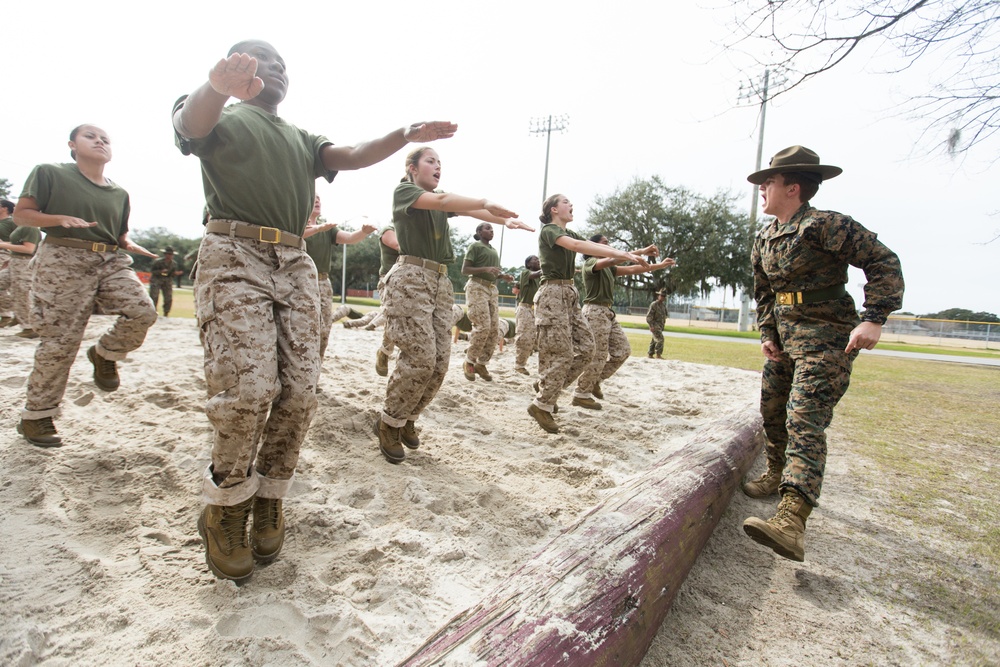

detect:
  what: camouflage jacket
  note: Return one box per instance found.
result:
[752,203,904,353]
[646,299,667,327]
[149,257,179,281]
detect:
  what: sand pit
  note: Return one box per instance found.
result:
[0,317,978,665]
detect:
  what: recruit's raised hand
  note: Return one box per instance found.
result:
[119,235,158,258]
[504,218,535,232]
[209,53,265,101]
[621,251,650,269]
[58,216,99,229]
[404,121,459,143]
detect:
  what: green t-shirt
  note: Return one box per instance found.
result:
[174,100,336,236]
[582,257,615,304]
[538,223,582,280]
[306,225,338,274]
[464,239,500,283]
[517,269,540,305]
[0,216,15,242]
[20,163,130,245]
[10,225,42,251]
[378,225,399,276]
[392,181,454,264]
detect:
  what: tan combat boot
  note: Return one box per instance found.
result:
[375,349,389,377]
[743,490,813,562]
[474,364,493,381]
[198,497,255,580]
[571,396,602,410]
[17,417,63,448]
[463,361,476,381]
[528,404,559,434]
[591,382,603,400]
[87,346,120,391]
[374,415,405,463]
[401,420,420,449]
[742,463,782,498]
[251,497,285,563]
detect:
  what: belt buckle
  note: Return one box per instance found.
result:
[437,264,448,275]
[91,242,108,252]
[776,292,792,306]
[259,227,282,244]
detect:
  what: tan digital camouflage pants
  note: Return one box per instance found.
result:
[148,277,173,315]
[22,244,157,419]
[514,303,537,370]
[381,263,453,428]
[575,304,630,397]
[8,255,35,326]
[196,234,320,506]
[464,279,499,366]
[0,255,11,316]
[533,283,595,412]
[760,349,855,506]
[318,277,335,360]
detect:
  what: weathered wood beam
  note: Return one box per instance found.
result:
[399,403,763,667]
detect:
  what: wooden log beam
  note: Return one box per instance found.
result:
[399,403,763,667]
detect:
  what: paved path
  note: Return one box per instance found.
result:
[650,330,1000,368]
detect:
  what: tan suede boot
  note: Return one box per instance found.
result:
[375,349,389,377]
[743,490,813,562]
[17,417,63,448]
[591,382,604,400]
[251,497,285,563]
[474,364,493,381]
[198,497,255,580]
[528,404,559,434]
[742,463,782,498]
[374,415,405,463]
[571,396,602,410]
[401,420,420,449]
[87,346,120,391]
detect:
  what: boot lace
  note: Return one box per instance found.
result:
[220,501,252,548]
[36,417,58,436]
[254,498,280,531]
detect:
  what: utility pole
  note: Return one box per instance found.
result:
[522,114,570,262]
[736,70,784,332]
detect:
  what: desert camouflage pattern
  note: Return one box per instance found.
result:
[0,260,11,316]
[533,283,595,411]
[646,298,667,356]
[464,279,499,366]
[381,263,453,428]
[760,350,855,505]
[195,234,320,504]
[317,278,339,360]
[148,257,178,315]
[8,255,35,326]
[575,304,630,397]
[22,244,156,418]
[514,303,537,369]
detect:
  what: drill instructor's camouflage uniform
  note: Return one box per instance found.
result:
[646,298,667,356]
[514,268,539,370]
[754,203,903,506]
[148,256,178,315]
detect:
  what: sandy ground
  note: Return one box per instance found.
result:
[0,317,991,666]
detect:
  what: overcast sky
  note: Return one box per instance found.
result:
[3,1,997,316]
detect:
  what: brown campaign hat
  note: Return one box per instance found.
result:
[747,146,842,185]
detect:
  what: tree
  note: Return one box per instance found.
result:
[583,177,752,303]
[0,177,12,199]
[727,0,1000,156]
[127,227,200,276]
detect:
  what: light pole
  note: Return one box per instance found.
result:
[521,114,570,262]
[736,70,784,331]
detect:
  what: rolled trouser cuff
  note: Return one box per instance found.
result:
[256,472,294,499]
[21,406,61,420]
[381,410,407,428]
[202,465,259,506]
[95,342,128,362]
[531,397,555,412]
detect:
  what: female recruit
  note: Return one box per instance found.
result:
[13,124,157,447]
[376,147,532,463]
[460,222,513,382]
[528,194,649,434]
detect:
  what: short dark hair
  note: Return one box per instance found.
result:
[0,199,14,215]
[524,255,538,268]
[780,171,821,203]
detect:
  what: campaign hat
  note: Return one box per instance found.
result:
[747,146,842,185]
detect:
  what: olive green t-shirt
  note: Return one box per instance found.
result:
[306,225,338,274]
[0,216,15,242]
[10,225,42,252]
[517,269,540,305]
[464,240,500,284]
[538,223,582,280]
[20,163,130,245]
[582,257,615,304]
[174,99,336,236]
[378,225,399,276]
[392,181,454,264]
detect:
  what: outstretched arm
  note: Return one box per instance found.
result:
[118,232,158,258]
[335,224,377,245]
[412,192,518,220]
[458,209,535,232]
[14,197,97,229]
[321,121,457,172]
[612,257,675,276]
[174,53,264,139]
[555,236,650,269]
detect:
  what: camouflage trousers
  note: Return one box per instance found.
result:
[648,324,665,356]
[464,279,499,366]
[23,244,157,419]
[0,256,11,316]
[381,262,453,428]
[318,277,334,360]
[533,283,595,412]
[760,348,855,506]
[8,255,35,326]
[148,277,173,315]
[514,303,537,369]
[195,234,320,505]
[575,304,630,398]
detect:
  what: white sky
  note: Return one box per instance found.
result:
[3,0,997,316]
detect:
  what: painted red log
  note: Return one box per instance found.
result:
[399,403,763,667]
